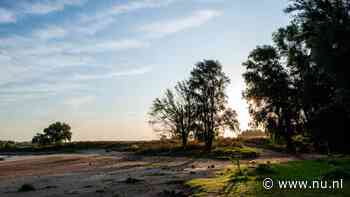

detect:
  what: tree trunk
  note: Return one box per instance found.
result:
[205,131,213,151]
[182,133,188,149]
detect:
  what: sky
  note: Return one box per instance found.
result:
[0,0,290,141]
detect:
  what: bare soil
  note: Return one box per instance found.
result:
[0,149,325,197]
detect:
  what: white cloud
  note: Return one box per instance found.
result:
[0,0,169,103]
[111,0,174,14]
[74,0,176,36]
[73,67,152,80]
[80,0,174,22]
[0,8,16,23]
[64,95,96,108]
[140,9,221,37]
[22,0,85,15]
[0,27,149,89]
[0,35,148,59]
[33,26,67,40]
[68,39,149,54]
[74,17,115,36]
[0,0,85,24]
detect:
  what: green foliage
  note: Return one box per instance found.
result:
[0,141,17,150]
[255,163,274,175]
[32,121,72,146]
[18,184,36,192]
[292,134,314,153]
[124,177,142,184]
[149,81,196,147]
[189,60,233,150]
[213,146,260,159]
[149,60,239,150]
[242,0,350,153]
[187,158,350,196]
[322,167,350,179]
[159,190,187,197]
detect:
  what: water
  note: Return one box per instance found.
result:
[0,155,20,161]
[0,155,8,161]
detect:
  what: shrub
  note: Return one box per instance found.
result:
[18,184,35,192]
[159,190,187,197]
[255,163,274,175]
[213,146,260,158]
[124,177,142,184]
[323,168,350,179]
[292,134,314,153]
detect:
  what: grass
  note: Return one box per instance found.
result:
[0,141,131,154]
[0,139,260,162]
[212,146,260,159]
[129,140,260,160]
[0,138,260,160]
[187,157,350,197]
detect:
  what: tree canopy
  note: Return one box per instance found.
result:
[32,122,72,145]
[242,0,350,152]
[149,60,240,150]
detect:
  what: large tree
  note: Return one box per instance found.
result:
[32,122,72,145]
[149,81,196,147]
[285,0,350,152]
[242,0,350,152]
[242,46,299,150]
[149,60,240,149]
[189,60,231,150]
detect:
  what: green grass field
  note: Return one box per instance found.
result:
[187,157,350,196]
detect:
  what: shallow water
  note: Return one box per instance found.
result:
[0,155,9,161]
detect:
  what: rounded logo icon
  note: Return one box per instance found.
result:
[263,178,273,190]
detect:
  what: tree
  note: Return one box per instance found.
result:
[242,46,300,151]
[149,81,196,147]
[284,0,350,152]
[242,0,350,152]
[220,108,240,134]
[32,122,72,145]
[32,133,51,145]
[149,60,240,150]
[189,60,231,150]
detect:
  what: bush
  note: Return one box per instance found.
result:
[0,141,16,150]
[159,190,187,197]
[213,146,260,158]
[18,184,35,192]
[292,134,314,153]
[255,163,274,175]
[124,177,142,184]
[323,168,350,179]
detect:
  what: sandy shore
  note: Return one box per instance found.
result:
[0,151,231,197]
[0,147,325,197]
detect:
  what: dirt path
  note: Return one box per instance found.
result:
[0,149,326,197]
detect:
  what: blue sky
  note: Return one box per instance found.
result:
[0,0,289,141]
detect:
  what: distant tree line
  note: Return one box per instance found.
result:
[0,140,16,149]
[32,122,72,145]
[149,60,240,150]
[242,0,350,152]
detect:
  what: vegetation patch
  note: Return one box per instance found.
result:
[255,163,274,175]
[158,189,187,197]
[95,189,105,193]
[144,172,167,176]
[18,184,36,192]
[212,146,260,159]
[124,177,142,184]
[187,158,350,197]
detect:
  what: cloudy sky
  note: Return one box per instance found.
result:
[0,0,289,141]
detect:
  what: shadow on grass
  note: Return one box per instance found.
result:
[187,157,350,197]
